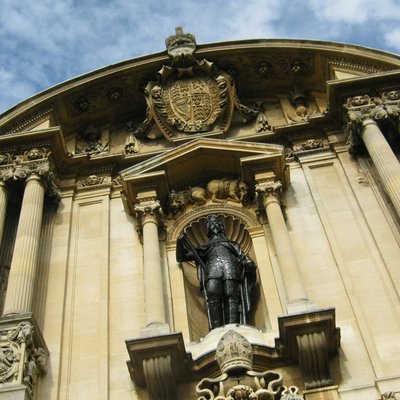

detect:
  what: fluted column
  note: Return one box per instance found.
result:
[134,191,168,333]
[256,172,313,314]
[0,181,8,247]
[3,174,45,315]
[346,94,400,217]
[361,118,400,215]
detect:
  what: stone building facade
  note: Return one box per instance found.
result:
[0,28,400,400]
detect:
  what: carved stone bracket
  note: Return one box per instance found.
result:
[0,148,61,202]
[0,313,48,399]
[276,308,340,390]
[297,332,332,390]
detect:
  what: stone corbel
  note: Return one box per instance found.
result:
[297,332,332,389]
[143,355,177,400]
[0,313,48,400]
[126,332,191,399]
[276,308,340,390]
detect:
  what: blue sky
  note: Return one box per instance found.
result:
[1,0,400,114]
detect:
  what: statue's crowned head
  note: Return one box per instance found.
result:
[206,215,225,238]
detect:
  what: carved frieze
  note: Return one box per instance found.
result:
[168,179,249,217]
[292,138,329,153]
[76,174,113,192]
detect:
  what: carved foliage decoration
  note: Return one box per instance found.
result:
[344,92,400,154]
[0,148,61,201]
[0,322,48,397]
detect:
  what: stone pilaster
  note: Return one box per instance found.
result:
[3,174,45,315]
[134,190,169,335]
[345,95,400,217]
[0,181,8,249]
[255,171,314,313]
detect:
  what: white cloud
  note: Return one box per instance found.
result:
[0,0,399,114]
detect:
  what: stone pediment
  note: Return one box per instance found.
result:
[120,138,286,212]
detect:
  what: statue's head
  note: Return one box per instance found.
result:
[206,215,225,238]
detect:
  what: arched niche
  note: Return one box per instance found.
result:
[167,205,268,342]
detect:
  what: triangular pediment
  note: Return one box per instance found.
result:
[120,138,286,208]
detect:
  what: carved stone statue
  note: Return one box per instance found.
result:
[176,215,257,329]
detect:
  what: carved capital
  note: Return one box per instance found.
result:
[0,149,61,202]
[0,315,48,398]
[255,172,283,210]
[134,191,165,240]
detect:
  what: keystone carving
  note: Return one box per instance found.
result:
[286,87,317,122]
[76,125,109,156]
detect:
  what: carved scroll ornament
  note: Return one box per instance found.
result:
[196,330,304,400]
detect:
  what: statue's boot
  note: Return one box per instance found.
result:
[208,298,223,328]
[225,298,240,325]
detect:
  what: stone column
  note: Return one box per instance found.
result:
[134,191,169,335]
[256,172,314,314]
[0,181,8,247]
[360,118,400,216]
[3,174,45,315]
[346,95,400,217]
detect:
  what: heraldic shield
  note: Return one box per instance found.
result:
[146,69,233,141]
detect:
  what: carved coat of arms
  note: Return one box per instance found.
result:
[134,28,257,143]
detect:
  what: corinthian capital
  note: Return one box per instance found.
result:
[255,172,283,210]
[134,190,164,226]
